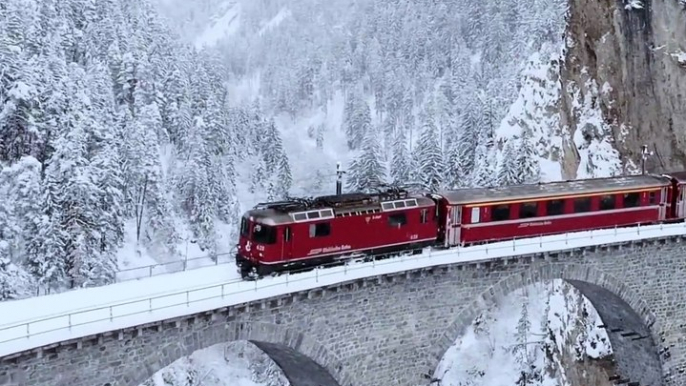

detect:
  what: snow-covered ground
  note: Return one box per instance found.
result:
[0,222,682,358]
[437,279,614,386]
[140,341,290,386]
[195,1,241,49]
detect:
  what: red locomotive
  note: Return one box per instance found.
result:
[235,172,686,280]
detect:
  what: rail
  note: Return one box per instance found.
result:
[1,222,685,358]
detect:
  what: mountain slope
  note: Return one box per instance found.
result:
[152,0,627,199]
[0,0,290,298]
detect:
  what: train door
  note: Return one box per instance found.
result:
[658,186,669,220]
[281,225,293,260]
[447,205,462,246]
[678,185,686,218]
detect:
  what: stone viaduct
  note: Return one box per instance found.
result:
[1,234,686,386]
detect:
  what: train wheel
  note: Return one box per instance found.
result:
[255,264,274,278]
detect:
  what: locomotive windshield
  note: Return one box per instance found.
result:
[252,223,277,244]
[240,216,249,237]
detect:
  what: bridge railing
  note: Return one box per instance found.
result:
[0,222,684,358]
[115,252,235,282]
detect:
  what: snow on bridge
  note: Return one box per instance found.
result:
[1,222,685,359]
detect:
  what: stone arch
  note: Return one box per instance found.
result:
[130,321,350,386]
[427,263,664,386]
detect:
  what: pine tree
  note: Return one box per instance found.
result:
[497,140,522,186]
[0,254,33,301]
[517,130,542,184]
[471,141,497,188]
[514,296,532,368]
[455,108,481,176]
[414,109,444,192]
[443,124,466,189]
[250,158,267,195]
[343,92,372,151]
[315,123,325,150]
[177,117,218,257]
[390,128,411,185]
[275,154,293,199]
[347,128,386,192]
[1,156,42,257]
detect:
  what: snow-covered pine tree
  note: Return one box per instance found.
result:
[42,124,111,287]
[315,123,325,150]
[134,104,178,253]
[0,254,33,301]
[261,118,285,171]
[250,158,267,195]
[343,92,372,151]
[435,87,453,152]
[381,115,397,161]
[390,128,411,185]
[442,123,466,189]
[177,116,218,257]
[455,106,481,179]
[414,107,444,192]
[497,140,522,186]
[89,142,126,259]
[275,154,293,199]
[514,296,532,369]
[0,157,42,258]
[346,127,386,192]
[0,180,20,263]
[517,129,542,184]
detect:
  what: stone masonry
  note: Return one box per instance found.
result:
[2,233,686,386]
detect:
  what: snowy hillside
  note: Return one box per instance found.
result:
[0,0,291,299]
[0,0,631,302]
[153,0,628,194]
[436,279,615,386]
[141,279,617,386]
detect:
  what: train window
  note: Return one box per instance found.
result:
[649,191,658,205]
[546,199,564,216]
[623,192,640,208]
[388,213,407,227]
[252,224,276,244]
[599,195,616,210]
[307,211,321,219]
[573,197,591,213]
[519,202,538,219]
[293,213,307,221]
[471,207,480,223]
[284,227,291,242]
[420,209,429,223]
[309,223,331,238]
[492,204,510,221]
[240,217,249,237]
[394,201,406,209]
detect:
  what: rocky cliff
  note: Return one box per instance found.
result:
[560,0,686,177]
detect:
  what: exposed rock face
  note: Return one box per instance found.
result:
[561,0,686,176]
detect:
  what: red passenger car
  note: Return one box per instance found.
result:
[236,189,438,279]
[433,175,671,247]
[234,170,686,281]
[661,171,686,221]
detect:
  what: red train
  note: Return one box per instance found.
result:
[235,172,686,279]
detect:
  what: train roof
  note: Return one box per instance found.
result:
[245,191,435,226]
[662,171,686,183]
[245,208,294,226]
[437,174,670,205]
